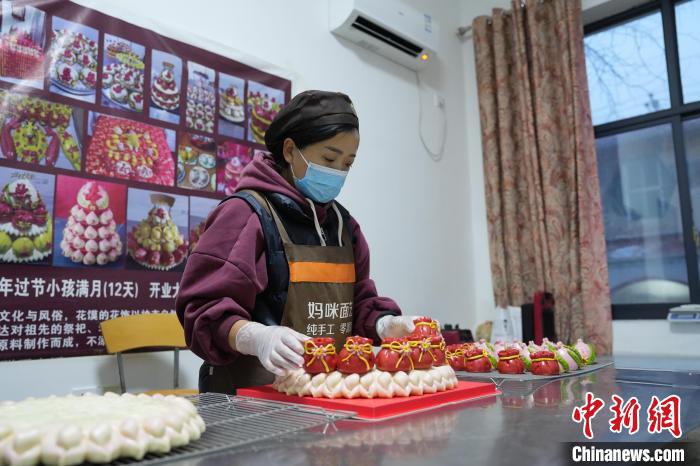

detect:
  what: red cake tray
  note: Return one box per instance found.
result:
[237,380,499,421]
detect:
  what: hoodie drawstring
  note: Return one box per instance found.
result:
[306,198,327,246]
[332,203,343,248]
[305,198,344,247]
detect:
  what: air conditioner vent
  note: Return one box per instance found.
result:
[351,15,423,57]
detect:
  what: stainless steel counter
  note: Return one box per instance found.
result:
[162,361,700,466]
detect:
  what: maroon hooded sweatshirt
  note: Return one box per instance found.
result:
[176,153,402,365]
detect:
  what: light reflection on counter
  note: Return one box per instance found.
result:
[499,374,598,410]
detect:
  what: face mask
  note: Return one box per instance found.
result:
[291,148,348,203]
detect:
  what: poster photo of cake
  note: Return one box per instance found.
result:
[218,73,245,139]
[0,2,46,90]
[125,187,188,272]
[0,167,54,265]
[185,61,215,134]
[177,133,216,192]
[247,81,284,145]
[188,196,218,253]
[47,16,98,103]
[85,112,176,187]
[149,50,182,125]
[101,34,145,114]
[52,175,126,269]
[216,140,252,196]
[0,90,84,171]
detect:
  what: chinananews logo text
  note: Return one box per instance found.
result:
[571,445,684,463]
[565,392,697,465]
[571,392,682,439]
[563,443,698,465]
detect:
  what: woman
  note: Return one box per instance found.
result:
[176,90,417,393]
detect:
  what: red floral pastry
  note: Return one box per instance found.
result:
[445,344,466,370]
[303,338,337,374]
[0,29,45,80]
[0,179,52,263]
[186,71,215,134]
[0,91,81,169]
[464,345,493,373]
[497,348,525,374]
[411,317,440,337]
[530,350,560,376]
[337,336,374,374]
[126,194,188,270]
[376,338,414,372]
[219,85,244,123]
[86,115,175,186]
[430,336,447,366]
[407,335,436,370]
[248,92,281,143]
[59,181,122,266]
[151,62,180,111]
[217,142,252,195]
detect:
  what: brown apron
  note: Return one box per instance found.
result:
[199,190,355,394]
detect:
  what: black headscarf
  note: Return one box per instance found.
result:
[264,90,359,156]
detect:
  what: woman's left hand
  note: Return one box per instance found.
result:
[376,315,441,339]
[376,315,414,339]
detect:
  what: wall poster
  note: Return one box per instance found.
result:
[0,0,291,360]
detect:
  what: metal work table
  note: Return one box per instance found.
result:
[150,361,700,466]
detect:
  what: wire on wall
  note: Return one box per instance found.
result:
[415,71,447,161]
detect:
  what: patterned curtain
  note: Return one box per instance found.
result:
[473,0,612,353]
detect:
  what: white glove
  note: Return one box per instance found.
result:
[376,315,442,339]
[235,322,308,376]
[376,315,417,339]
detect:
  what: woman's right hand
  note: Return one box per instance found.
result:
[234,322,308,376]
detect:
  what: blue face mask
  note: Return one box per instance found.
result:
[291,148,348,203]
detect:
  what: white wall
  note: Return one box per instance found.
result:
[0,0,476,400]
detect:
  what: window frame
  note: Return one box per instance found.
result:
[585,0,700,319]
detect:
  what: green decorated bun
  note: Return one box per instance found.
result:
[0,232,11,254]
[12,237,35,257]
[33,233,51,252]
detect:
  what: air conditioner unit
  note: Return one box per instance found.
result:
[329,0,439,71]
